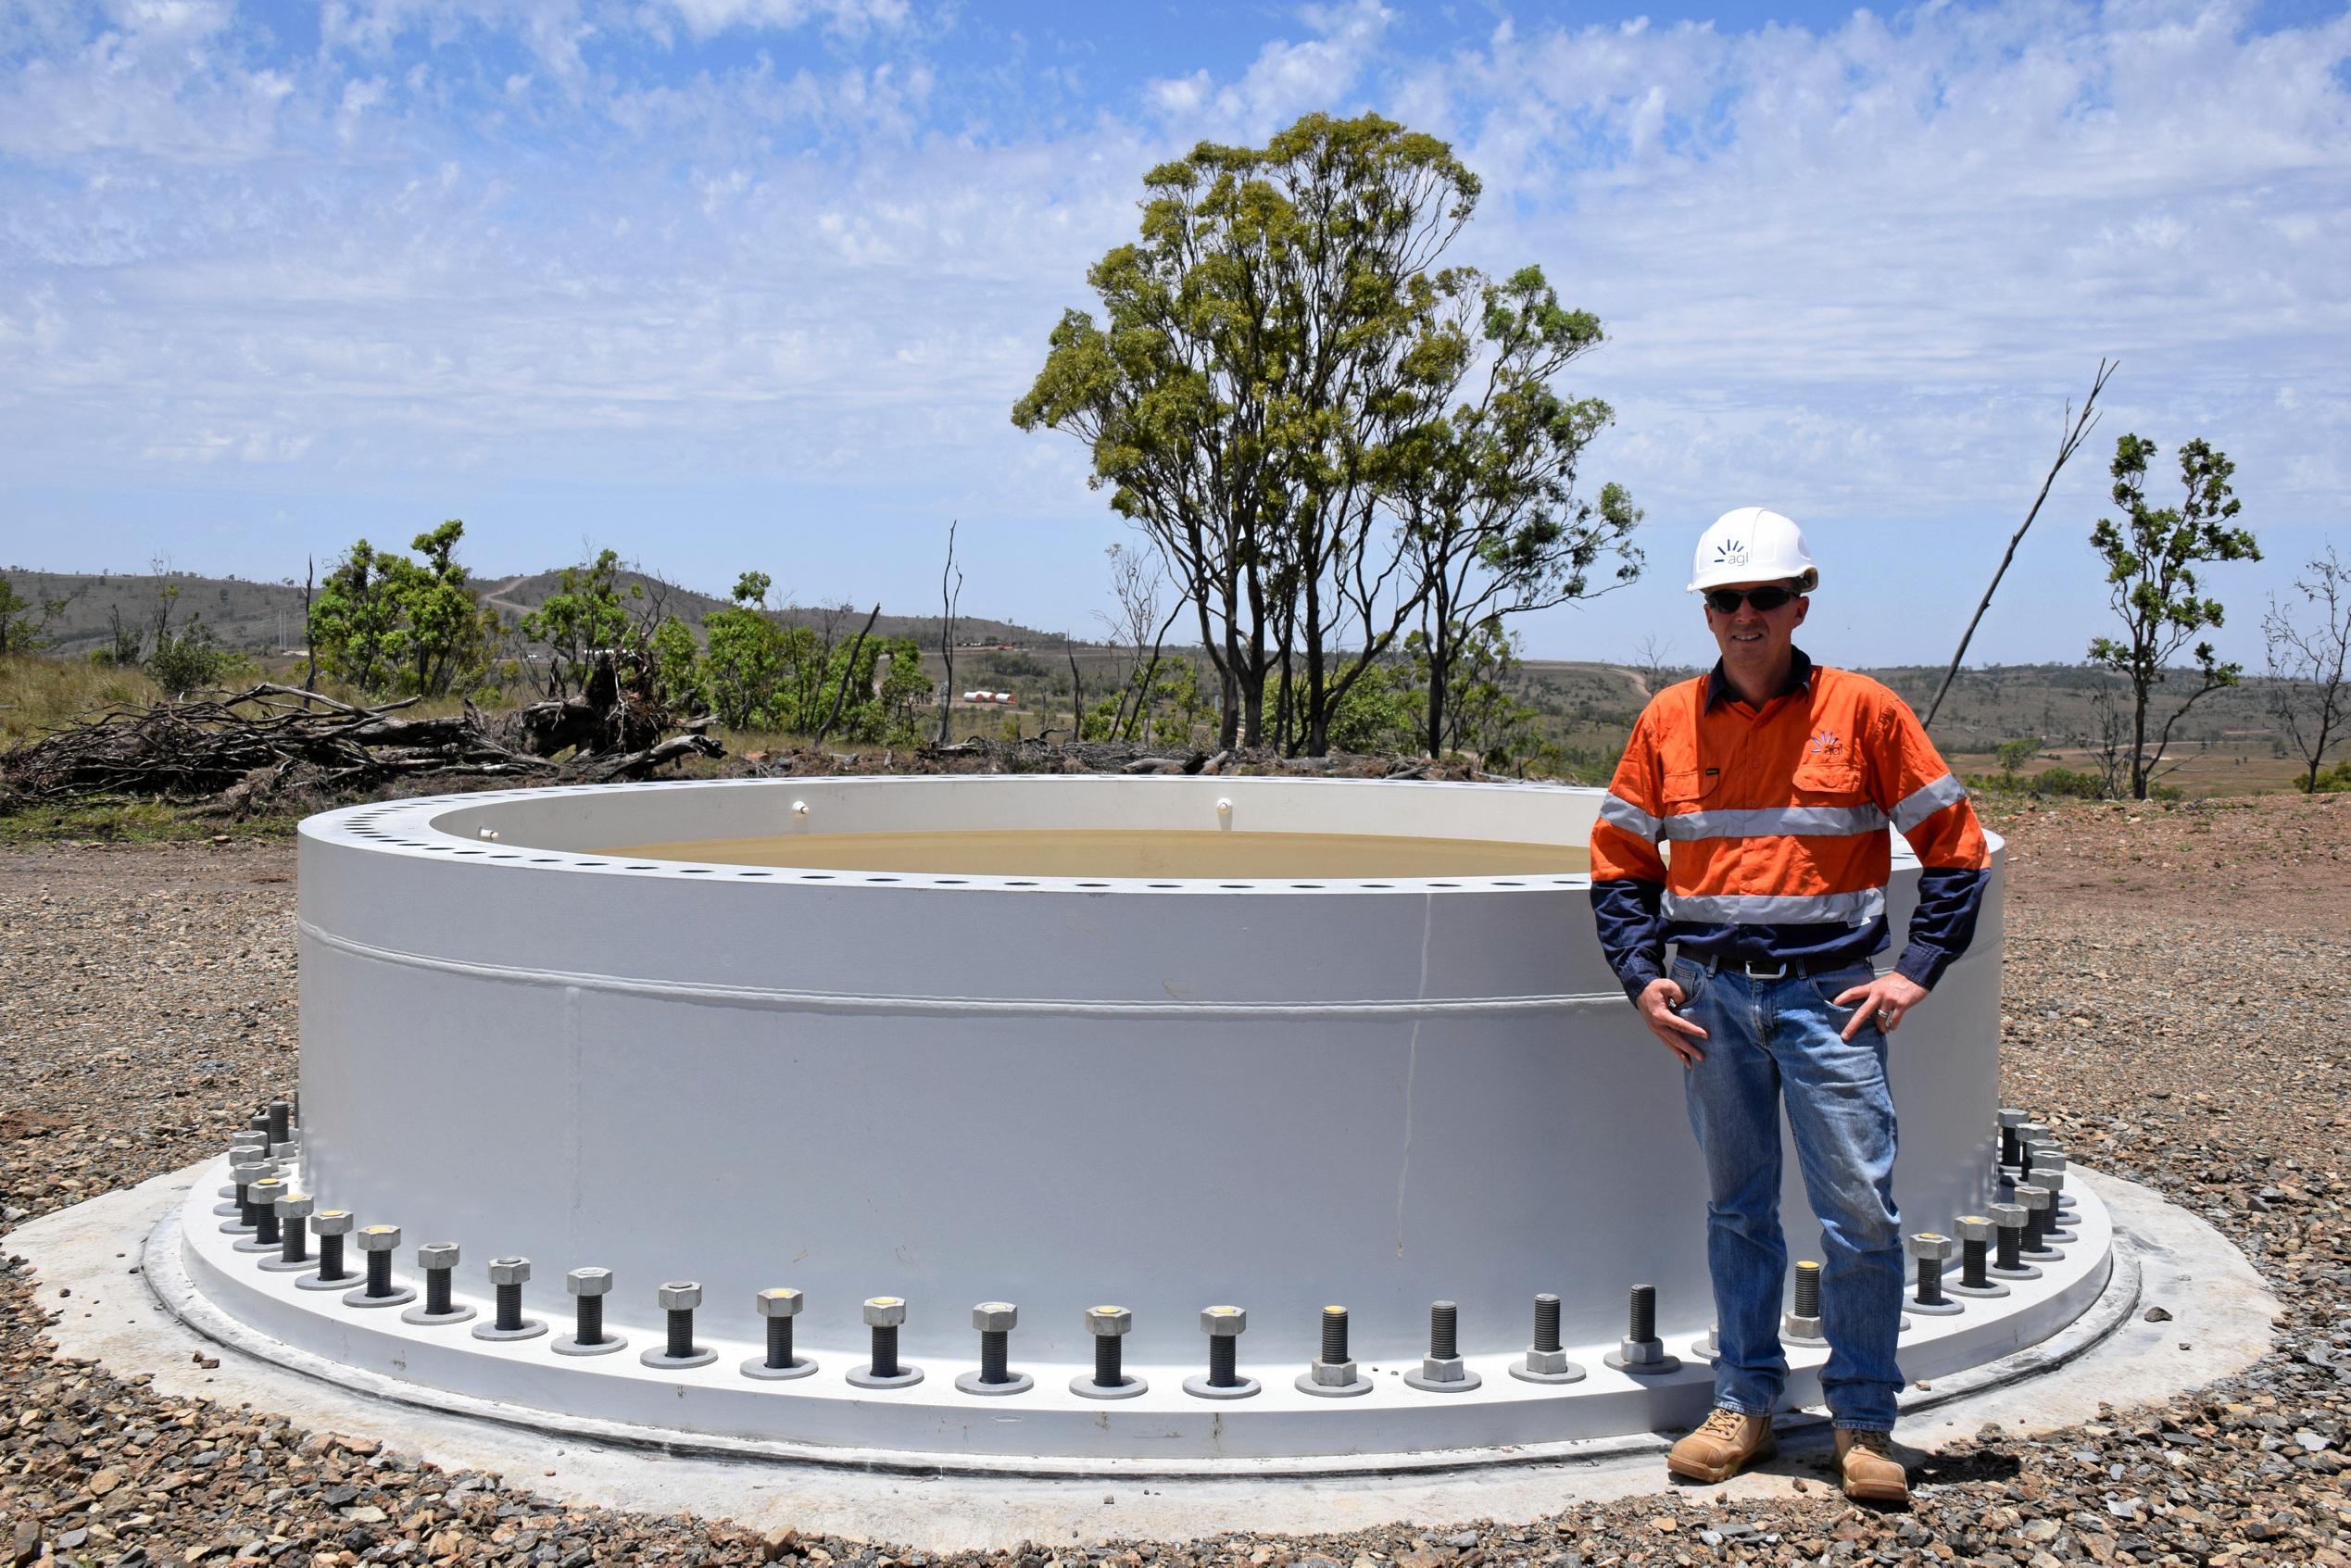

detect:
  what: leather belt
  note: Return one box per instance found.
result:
[1689,952,1847,981]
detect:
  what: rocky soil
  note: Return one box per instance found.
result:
[2,791,2347,1566]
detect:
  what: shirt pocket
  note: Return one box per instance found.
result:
[1661,768,1721,809]
[1790,758,1867,803]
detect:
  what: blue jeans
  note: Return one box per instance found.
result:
[1671,953,1905,1431]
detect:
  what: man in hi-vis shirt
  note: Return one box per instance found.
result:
[1589,508,1991,1504]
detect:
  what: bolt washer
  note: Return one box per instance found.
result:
[341,1283,417,1311]
[739,1353,815,1380]
[1403,1362,1484,1393]
[1511,1356,1588,1386]
[955,1369,1035,1397]
[845,1362,923,1389]
[1294,1366,1373,1398]
[552,1333,631,1358]
[1067,1374,1147,1400]
[1183,1372,1262,1400]
[1601,1345,1681,1375]
[295,1270,361,1293]
[1945,1277,2011,1299]
[471,1315,545,1341]
[402,1299,477,1328]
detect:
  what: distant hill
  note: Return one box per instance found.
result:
[4,564,1057,659]
[2,562,2293,759]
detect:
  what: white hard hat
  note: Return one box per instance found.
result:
[1688,508,1818,594]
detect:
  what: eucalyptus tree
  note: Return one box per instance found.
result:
[1395,266,1641,759]
[1015,112,1637,754]
[2086,434,2261,799]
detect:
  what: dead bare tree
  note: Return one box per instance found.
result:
[301,557,317,698]
[1096,540,1180,741]
[1924,358,2116,730]
[814,602,883,746]
[935,521,962,746]
[2264,544,2351,792]
[1628,632,1677,696]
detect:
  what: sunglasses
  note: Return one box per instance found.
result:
[1704,585,1798,614]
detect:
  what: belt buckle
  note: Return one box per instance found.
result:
[1741,959,1790,981]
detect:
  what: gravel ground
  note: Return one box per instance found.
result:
[2,792,2347,1566]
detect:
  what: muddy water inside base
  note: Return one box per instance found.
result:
[590,828,1590,880]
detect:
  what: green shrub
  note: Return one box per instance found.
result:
[2298,759,2351,794]
[2021,766,2108,799]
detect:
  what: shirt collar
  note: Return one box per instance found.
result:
[1704,646,1815,712]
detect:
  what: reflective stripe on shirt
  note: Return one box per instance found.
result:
[1599,792,1665,840]
[1660,804,1889,841]
[1890,772,1969,833]
[1660,886,1888,926]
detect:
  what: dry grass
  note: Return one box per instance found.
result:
[0,656,164,746]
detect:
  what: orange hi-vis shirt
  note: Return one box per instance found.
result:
[1589,650,1992,1001]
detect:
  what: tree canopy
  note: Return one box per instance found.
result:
[1014,111,1640,755]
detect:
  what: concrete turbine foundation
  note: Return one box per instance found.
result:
[159,774,2113,1468]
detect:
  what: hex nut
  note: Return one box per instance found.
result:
[1616,1336,1666,1365]
[277,1194,315,1221]
[659,1281,704,1311]
[758,1288,804,1318]
[311,1210,354,1236]
[1781,1311,1824,1339]
[972,1301,1017,1333]
[357,1224,402,1253]
[862,1295,906,1327]
[2015,1184,2052,1212]
[487,1257,533,1286]
[1086,1305,1132,1336]
[1906,1233,1956,1262]
[1956,1214,1996,1243]
[1996,1108,2026,1129]
[568,1268,614,1297]
[248,1178,286,1205]
[1990,1201,2029,1229]
[1524,1348,1575,1376]
[1201,1305,1247,1336]
[417,1243,460,1271]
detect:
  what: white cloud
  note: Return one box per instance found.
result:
[0,0,2345,661]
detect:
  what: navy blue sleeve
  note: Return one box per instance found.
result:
[1591,878,1668,1002]
[1893,867,1990,990]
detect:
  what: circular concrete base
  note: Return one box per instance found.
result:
[0,1156,2281,1549]
[160,1148,2131,1471]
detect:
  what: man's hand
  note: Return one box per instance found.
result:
[1636,976,1708,1067]
[1833,972,1930,1041]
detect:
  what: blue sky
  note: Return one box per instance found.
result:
[2,0,2347,668]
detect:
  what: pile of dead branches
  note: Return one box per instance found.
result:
[0,684,722,810]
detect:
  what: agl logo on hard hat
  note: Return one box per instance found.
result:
[1689,507,1819,594]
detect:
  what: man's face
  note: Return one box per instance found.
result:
[1704,579,1809,677]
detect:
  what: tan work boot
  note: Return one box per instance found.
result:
[1833,1428,1909,1503]
[1666,1407,1776,1483]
